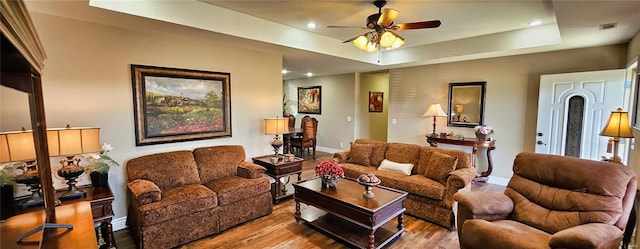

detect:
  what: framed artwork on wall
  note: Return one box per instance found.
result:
[298,86,321,114]
[131,64,231,146]
[369,91,383,112]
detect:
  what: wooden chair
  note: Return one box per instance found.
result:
[287,115,295,128]
[290,117,318,159]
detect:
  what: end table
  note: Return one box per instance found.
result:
[252,155,303,203]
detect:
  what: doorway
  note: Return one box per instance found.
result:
[535,69,626,161]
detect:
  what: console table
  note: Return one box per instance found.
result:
[426,135,496,181]
[1,185,116,249]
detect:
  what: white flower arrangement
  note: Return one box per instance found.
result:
[84,143,119,174]
[0,163,16,186]
[473,125,494,135]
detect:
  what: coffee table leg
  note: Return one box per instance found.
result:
[368,229,376,249]
[295,200,301,221]
[397,213,404,230]
[297,172,302,182]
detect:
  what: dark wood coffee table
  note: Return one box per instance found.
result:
[294,177,407,249]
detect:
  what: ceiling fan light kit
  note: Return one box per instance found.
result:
[331,0,440,53]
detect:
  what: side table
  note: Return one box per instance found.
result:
[252,155,303,203]
[426,134,496,182]
[1,185,116,249]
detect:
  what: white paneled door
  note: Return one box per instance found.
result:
[536,69,625,161]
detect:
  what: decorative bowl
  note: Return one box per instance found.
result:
[356,178,381,198]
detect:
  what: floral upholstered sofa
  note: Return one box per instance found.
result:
[126,145,272,249]
[333,139,476,229]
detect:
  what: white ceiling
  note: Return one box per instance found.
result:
[27,1,640,80]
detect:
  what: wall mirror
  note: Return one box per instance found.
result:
[447,81,486,128]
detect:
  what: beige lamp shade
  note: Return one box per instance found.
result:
[455,105,464,113]
[600,108,634,138]
[48,127,101,156]
[422,104,448,117]
[264,118,288,135]
[0,130,37,162]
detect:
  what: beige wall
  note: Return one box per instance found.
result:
[283,73,356,150]
[388,44,628,180]
[358,72,389,141]
[1,12,282,222]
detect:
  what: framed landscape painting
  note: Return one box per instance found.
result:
[298,86,321,114]
[369,91,383,112]
[131,64,231,146]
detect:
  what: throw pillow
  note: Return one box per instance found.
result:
[378,159,414,176]
[348,143,374,166]
[424,151,458,185]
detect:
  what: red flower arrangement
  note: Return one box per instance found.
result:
[315,160,344,178]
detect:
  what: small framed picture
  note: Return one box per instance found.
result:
[369,91,383,112]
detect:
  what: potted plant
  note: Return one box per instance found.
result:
[0,163,16,205]
[473,125,494,140]
[84,143,118,188]
[314,160,344,188]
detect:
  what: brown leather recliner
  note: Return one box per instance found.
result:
[454,152,637,249]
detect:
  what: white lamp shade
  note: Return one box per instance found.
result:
[353,35,368,50]
[265,118,288,135]
[48,127,101,156]
[423,104,448,117]
[390,37,405,50]
[0,131,36,162]
[600,108,634,138]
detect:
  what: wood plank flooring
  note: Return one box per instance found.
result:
[114,151,505,249]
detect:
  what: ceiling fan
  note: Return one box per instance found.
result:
[328,0,441,52]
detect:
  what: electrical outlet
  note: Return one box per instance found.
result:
[340,142,344,148]
[347,116,352,122]
[392,118,397,124]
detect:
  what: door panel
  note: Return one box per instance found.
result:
[536,69,625,160]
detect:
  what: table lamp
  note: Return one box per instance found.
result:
[0,129,43,207]
[455,105,464,122]
[48,125,101,200]
[423,104,448,137]
[264,118,288,156]
[599,108,634,164]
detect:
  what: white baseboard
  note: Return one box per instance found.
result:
[316,146,342,154]
[487,176,510,186]
[112,216,127,231]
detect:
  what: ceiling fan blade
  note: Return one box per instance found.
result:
[377,8,399,27]
[327,25,368,29]
[392,20,441,30]
[342,32,369,43]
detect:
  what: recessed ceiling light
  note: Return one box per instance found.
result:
[306,72,313,77]
[281,69,288,74]
[528,20,542,26]
[307,22,317,29]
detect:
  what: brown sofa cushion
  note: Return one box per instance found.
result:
[127,151,201,192]
[385,143,421,173]
[138,184,218,226]
[128,179,162,206]
[354,139,388,166]
[424,151,458,185]
[348,143,374,166]
[460,219,551,249]
[194,145,246,183]
[340,162,377,179]
[400,175,446,200]
[204,176,271,205]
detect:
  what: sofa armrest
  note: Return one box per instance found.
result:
[549,223,623,249]
[333,150,350,163]
[455,191,514,217]
[128,179,162,206]
[237,161,266,179]
[447,167,477,189]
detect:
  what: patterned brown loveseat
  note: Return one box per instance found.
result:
[126,145,272,249]
[333,139,476,229]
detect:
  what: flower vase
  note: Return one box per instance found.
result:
[90,172,109,188]
[321,176,339,189]
[475,133,489,141]
[1,185,14,206]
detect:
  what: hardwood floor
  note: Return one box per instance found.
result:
[114,151,505,249]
